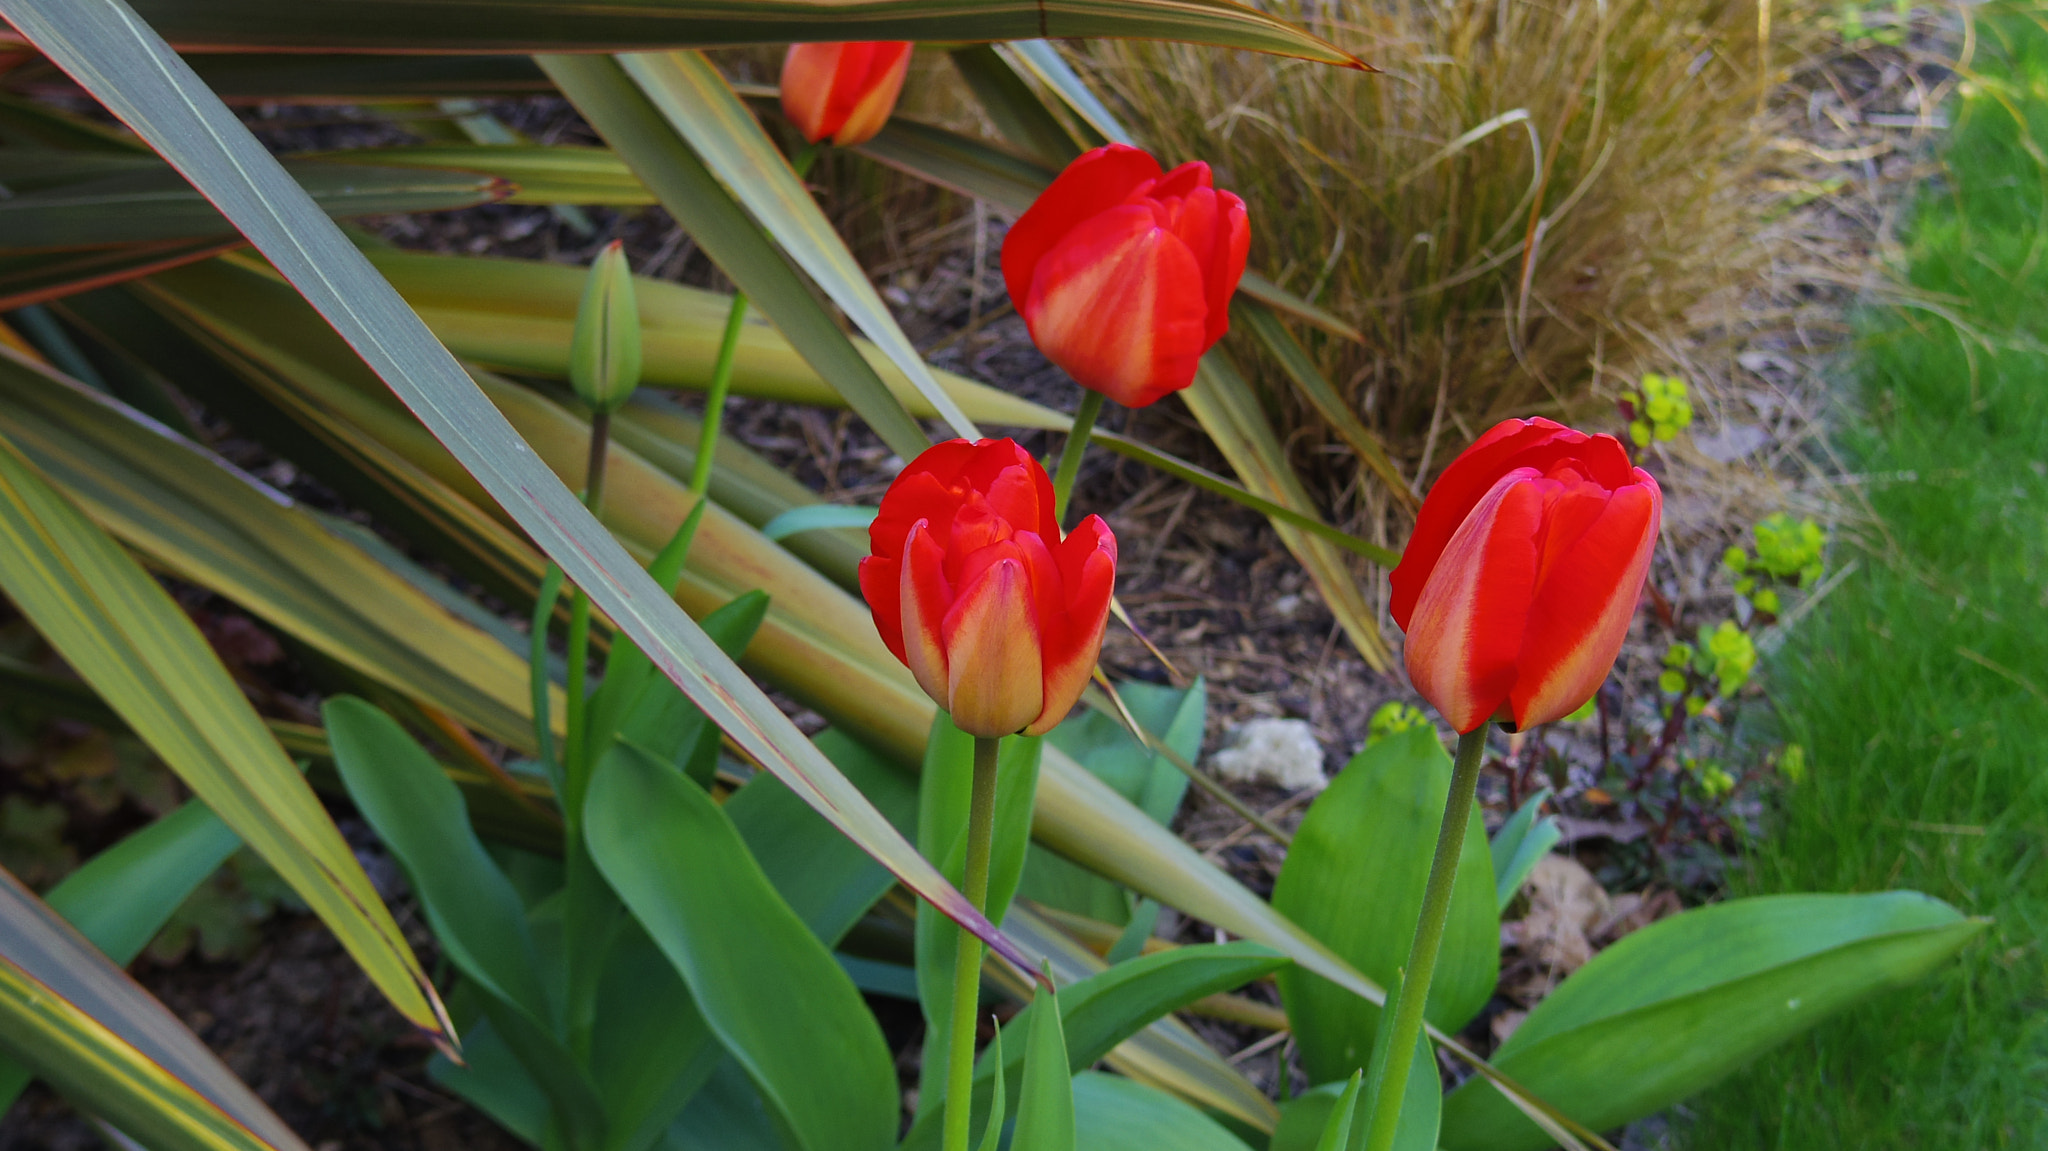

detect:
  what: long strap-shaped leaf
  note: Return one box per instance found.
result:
[619,50,980,443]
[104,0,1362,64]
[538,52,933,464]
[0,426,445,1035]
[0,868,310,1151]
[0,0,1031,974]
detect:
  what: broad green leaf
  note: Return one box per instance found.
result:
[0,156,509,248]
[0,425,443,1033]
[372,248,1059,429]
[539,52,930,463]
[1272,726,1497,1085]
[426,1017,548,1146]
[1234,303,1412,506]
[1072,1072,1255,1151]
[903,941,1290,1151]
[118,0,1363,64]
[588,920,721,1151]
[999,902,1278,1136]
[1268,1039,1438,1151]
[303,144,656,205]
[586,743,897,1151]
[0,867,308,1151]
[666,1058,788,1151]
[0,800,239,1112]
[916,721,1045,1122]
[1438,892,1986,1151]
[620,50,979,441]
[1182,352,1392,669]
[0,353,545,751]
[323,697,607,1148]
[1489,789,1561,913]
[1014,981,1075,1151]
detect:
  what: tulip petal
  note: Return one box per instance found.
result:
[899,520,954,710]
[858,553,907,664]
[1403,471,1544,733]
[1510,476,1661,728]
[1028,516,1117,735]
[1202,194,1250,347]
[1023,203,1209,407]
[1390,418,1636,628]
[941,557,1044,738]
[829,42,911,146]
[780,43,848,144]
[1001,144,1163,312]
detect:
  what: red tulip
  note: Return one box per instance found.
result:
[1390,418,1662,734]
[1001,144,1250,408]
[860,439,1117,738]
[780,41,913,147]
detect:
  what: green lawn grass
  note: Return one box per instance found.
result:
[1680,11,2048,1147]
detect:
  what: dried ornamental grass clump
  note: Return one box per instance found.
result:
[1080,0,1821,507]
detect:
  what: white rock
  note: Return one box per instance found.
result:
[1208,718,1327,792]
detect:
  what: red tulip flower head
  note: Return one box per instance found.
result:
[1390,418,1662,734]
[1002,144,1250,408]
[860,439,1118,739]
[780,41,913,147]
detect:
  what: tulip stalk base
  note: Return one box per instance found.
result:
[942,734,1002,1151]
[1357,725,1488,1151]
[1051,390,1105,526]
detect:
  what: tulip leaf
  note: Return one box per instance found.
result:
[323,696,608,1149]
[1488,789,1561,913]
[1013,981,1075,1151]
[759,504,879,542]
[903,941,1289,1150]
[1072,1072,1257,1151]
[977,1027,1010,1151]
[1269,1036,1439,1151]
[0,867,310,1151]
[619,50,980,442]
[0,799,240,1113]
[0,421,444,1034]
[427,1017,548,1146]
[1272,726,1498,1086]
[1437,892,1987,1151]
[1020,679,1205,924]
[539,52,931,464]
[998,902,1279,1135]
[586,742,899,1151]
[116,0,1363,65]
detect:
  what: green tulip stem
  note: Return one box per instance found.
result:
[581,409,612,518]
[687,142,822,498]
[943,734,1002,1151]
[1357,724,1488,1151]
[1051,390,1106,526]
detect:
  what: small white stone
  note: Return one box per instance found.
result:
[1208,718,1326,792]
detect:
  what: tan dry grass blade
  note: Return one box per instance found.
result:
[1084,0,1821,515]
[1180,352,1393,672]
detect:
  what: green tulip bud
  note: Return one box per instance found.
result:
[570,241,642,414]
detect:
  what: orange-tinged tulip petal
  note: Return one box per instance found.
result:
[1002,144,1249,407]
[1403,471,1544,733]
[780,41,912,147]
[860,440,1118,739]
